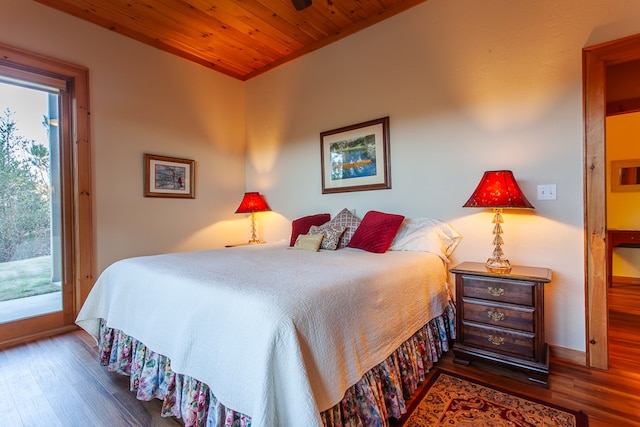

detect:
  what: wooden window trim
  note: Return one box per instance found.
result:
[0,43,93,347]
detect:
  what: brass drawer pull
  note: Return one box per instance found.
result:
[487,310,505,321]
[487,286,505,297]
[488,335,505,346]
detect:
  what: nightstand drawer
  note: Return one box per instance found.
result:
[462,322,535,359]
[462,276,534,306]
[462,299,535,332]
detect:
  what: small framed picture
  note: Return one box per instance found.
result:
[320,116,391,194]
[144,153,195,198]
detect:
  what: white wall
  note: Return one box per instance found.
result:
[245,0,640,352]
[1,0,247,273]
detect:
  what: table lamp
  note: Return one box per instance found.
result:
[235,192,271,244]
[463,170,534,272]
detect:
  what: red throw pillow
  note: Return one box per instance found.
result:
[289,213,331,246]
[348,211,405,253]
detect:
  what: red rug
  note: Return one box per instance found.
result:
[396,369,588,427]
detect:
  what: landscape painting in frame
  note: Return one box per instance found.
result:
[144,154,195,198]
[320,117,391,194]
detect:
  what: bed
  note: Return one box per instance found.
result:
[76,212,459,427]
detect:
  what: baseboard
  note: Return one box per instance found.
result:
[612,275,640,285]
[549,344,586,366]
[0,324,78,351]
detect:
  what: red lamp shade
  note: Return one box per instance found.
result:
[235,192,270,245]
[463,170,534,209]
[235,192,271,213]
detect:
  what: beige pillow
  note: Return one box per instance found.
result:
[291,233,323,251]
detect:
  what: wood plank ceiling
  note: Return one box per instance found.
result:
[35,0,428,81]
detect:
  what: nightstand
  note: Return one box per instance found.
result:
[450,262,552,386]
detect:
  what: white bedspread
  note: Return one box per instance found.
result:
[76,242,449,427]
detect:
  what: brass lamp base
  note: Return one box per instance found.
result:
[485,208,512,273]
[246,212,263,245]
[486,257,512,273]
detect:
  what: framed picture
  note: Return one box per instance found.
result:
[144,154,195,198]
[611,159,640,192]
[320,116,391,194]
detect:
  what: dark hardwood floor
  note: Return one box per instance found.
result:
[0,283,638,426]
[0,330,181,427]
[608,283,640,373]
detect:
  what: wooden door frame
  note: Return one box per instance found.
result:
[583,33,640,369]
[0,43,93,348]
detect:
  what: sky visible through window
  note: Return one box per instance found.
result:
[0,82,49,145]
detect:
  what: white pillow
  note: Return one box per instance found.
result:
[389,217,462,262]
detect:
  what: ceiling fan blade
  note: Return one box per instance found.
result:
[292,0,312,11]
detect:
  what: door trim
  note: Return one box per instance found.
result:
[583,33,640,369]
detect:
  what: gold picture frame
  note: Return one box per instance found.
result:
[144,153,195,198]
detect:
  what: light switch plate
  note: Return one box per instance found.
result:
[537,184,557,200]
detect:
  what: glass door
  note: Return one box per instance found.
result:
[0,79,68,335]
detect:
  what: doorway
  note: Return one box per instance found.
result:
[0,43,93,348]
[584,33,640,369]
[603,63,640,371]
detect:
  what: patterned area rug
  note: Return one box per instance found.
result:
[397,369,589,427]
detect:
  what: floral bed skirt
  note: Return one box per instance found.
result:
[97,301,455,427]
